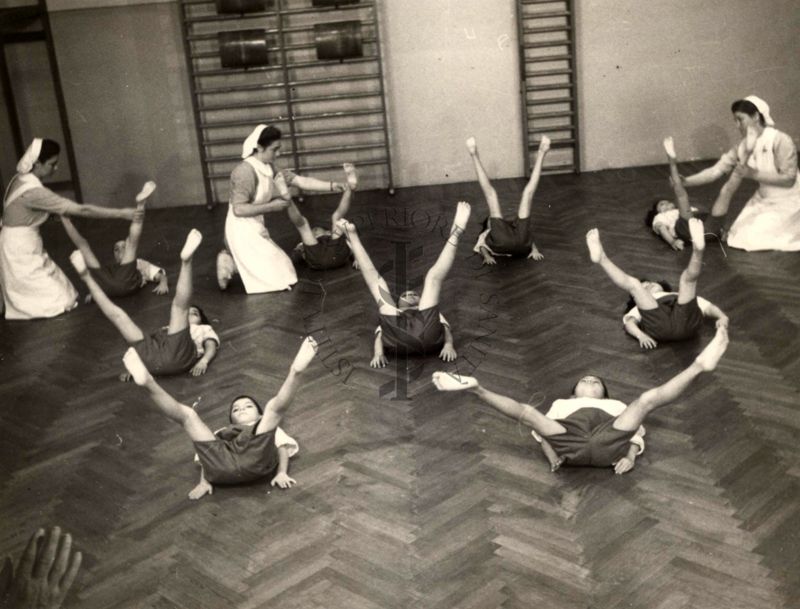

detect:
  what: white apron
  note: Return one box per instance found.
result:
[727,127,800,252]
[0,174,79,319]
[224,157,297,294]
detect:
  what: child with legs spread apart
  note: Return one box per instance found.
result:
[586,225,728,350]
[339,202,470,367]
[70,229,219,378]
[433,326,728,474]
[122,336,318,500]
[646,137,747,250]
[60,181,168,297]
[467,135,550,265]
[287,163,358,271]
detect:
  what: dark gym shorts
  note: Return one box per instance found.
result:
[639,294,703,341]
[302,235,350,270]
[485,216,533,257]
[674,211,710,244]
[194,427,278,485]
[546,408,636,467]
[378,306,445,355]
[91,260,142,297]
[133,326,197,376]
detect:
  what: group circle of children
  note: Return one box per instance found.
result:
[0,93,797,499]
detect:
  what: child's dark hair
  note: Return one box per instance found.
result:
[257,125,282,149]
[644,198,666,228]
[229,395,263,423]
[624,279,673,313]
[730,99,765,126]
[38,139,61,163]
[191,304,210,325]
[571,376,609,399]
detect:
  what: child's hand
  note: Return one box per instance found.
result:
[670,239,684,251]
[188,479,213,500]
[549,456,564,473]
[638,335,657,350]
[370,353,388,368]
[716,316,729,329]
[614,457,635,475]
[482,255,497,266]
[190,360,209,377]
[527,249,544,261]
[152,282,169,295]
[439,344,457,362]
[270,473,297,489]
[352,259,360,270]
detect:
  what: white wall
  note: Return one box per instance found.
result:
[380,0,524,187]
[576,0,800,171]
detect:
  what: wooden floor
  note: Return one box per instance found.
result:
[1,164,799,609]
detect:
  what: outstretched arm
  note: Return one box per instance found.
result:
[439,325,456,362]
[624,319,657,349]
[188,469,213,500]
[191,339,218,376]
[270,445,297,489]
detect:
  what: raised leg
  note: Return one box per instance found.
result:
[663,137,693,220]
[676,219,705,304]
[286,201,318,247]
[418,202,471,309]
[433,372,567,437]
[466,137,503,218]
[70,251,144,343]
[586,229,659,310]
[330,165,356,237]
[518,135,550,219]
[119,183,154,264]
[338,220,397,314]
[167,230,202,335]
[255,337,318,434]
[123,348,215,441]
[60,216,101,269]
[613,327,729,431]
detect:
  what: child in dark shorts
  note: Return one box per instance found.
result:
[432,326,729,474]
[339,201,470,368]
[646,137,744,249]
[60,181,168,297]
[283,163,357,271]
[122,336,318,500]
[467,135,550,265]
[587,225,728,350]
[70,229,219,378]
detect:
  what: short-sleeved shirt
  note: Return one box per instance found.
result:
[2,185,73,228]
[651,206,699,240]
[711,128,798,177]
[190,323,220,356]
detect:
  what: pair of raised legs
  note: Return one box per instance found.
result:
[432,325,729,457]
[341,201,471,315]
[664,135,749,238]
[467,135,550,260]
[70,228,202,347]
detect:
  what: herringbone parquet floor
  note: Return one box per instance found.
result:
[1,163,798,609]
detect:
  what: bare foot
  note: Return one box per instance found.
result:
[663,136,676,160]
[180,229,203,261]
[136,181,156,204]
[216,249,234,290]
[744,126,758,156]
[688,217,705,251]
[432,371,478,391]
[453,201,471,231]
[123,348,150,385]
[586,229,605,263]
[292,336,318,372]
[465,136,477,155]
[343,163,358,190]
[695,327,729,371]
[69,250,88,275]
[538,135,551,154]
